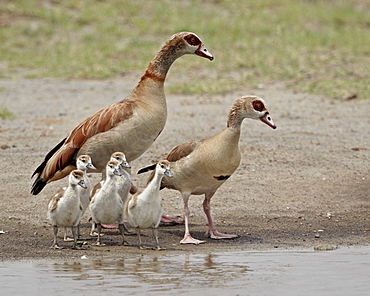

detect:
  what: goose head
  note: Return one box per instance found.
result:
[156,160,172,178]
[70,170,87,189]
[76,155,96,171]
[228,96,277,129]
[110,152,131,169]
[106,160,122,177]
[166,32,214,61]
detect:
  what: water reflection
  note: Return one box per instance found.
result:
[47,253,251,294]
[1,248,370,295]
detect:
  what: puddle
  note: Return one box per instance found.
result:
[1,247,370,295]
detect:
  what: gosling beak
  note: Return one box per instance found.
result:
[260,112,277,129]
[87,163,96,170]
[164,169,173,178]
[195,44,214,61]
[113,169,122,176]
[120,160,131,168]
[78,180,87,189]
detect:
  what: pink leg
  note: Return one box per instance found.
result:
[203,194,239,239]
[160,215,184,225]
[180,196,206,245]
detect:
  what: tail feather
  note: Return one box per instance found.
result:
[30,137,67,195]
[31,137,67,179]
[30,176,47,195]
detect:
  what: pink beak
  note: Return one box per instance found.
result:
[195,44,214,61]
[260,113,277,129]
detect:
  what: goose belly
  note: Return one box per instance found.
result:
[48,199,81,227]
[128,200,162,228]
[90,196,124,224]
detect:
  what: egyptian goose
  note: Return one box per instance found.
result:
[31,32,213,195]
[126,160,172,250]
[47,170,87,249]
[89,160,127,246]
[138,96,277,244]
[89,152,132,235]
[62,154,96,241]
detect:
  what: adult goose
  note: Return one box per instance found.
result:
[31,32,213,195]
[138,96,277,244]
[47,170,86,249]
[126,160,172,250]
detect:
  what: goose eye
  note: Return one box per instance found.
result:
[252,100,265,112]
[184,34,201,46]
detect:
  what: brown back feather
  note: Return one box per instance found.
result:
[40,100,136,184]
[166,139,203,162]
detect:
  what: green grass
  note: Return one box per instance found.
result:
[1,0,369,99]
[0,106,15,120]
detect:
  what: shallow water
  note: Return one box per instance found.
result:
[1,247,370,296]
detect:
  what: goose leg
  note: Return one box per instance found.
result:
[50,225,62,249]
[180,193,206,245]
[71,226,78,249]
[94,223,105,246]
[137,229,144,249]
[118,224,128,246]
[203,193,239,239]
[63,227,73,242]
[153,227,165,250]
[160,215,184,225]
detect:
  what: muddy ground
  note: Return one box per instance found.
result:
[0,77,369,262]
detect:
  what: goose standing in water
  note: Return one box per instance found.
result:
[47,170,87,249]
[138,96,277,244]
[31,32,213,197]
[126,160,172,250]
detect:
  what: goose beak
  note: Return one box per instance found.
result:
[113,169,122,176]
[87,163,96,170]
[164,169,173,178]
[260,113,277,129]
[78,180,87,189]
[120,161,131,168]
[195,44,214,61]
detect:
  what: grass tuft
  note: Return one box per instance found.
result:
[0,106,15,120]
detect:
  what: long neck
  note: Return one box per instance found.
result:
[145,172,163,194]
[130,43,184,100]
[65,183,78,198]
[227,104,246,130]
[102,173,116,191]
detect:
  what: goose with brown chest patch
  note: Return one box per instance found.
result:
[126,160,172,250]
[89,160,127,246]
[138,96,276,244]
[31,32,213,196]
[47,170,87,249]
